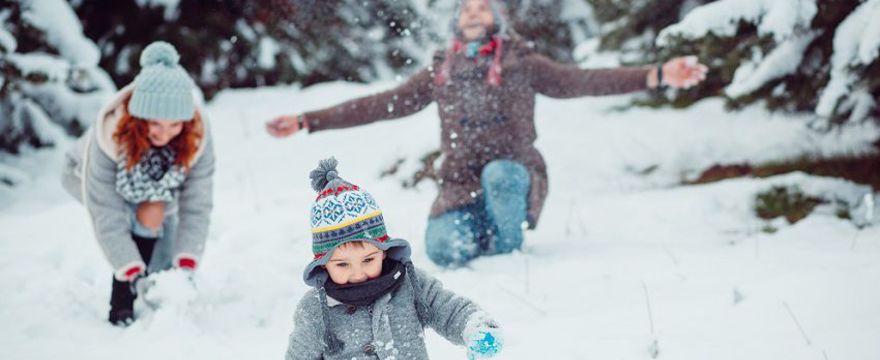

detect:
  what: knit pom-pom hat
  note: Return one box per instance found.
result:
[128,41,196,122]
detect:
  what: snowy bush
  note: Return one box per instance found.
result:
[754,185,822,224]
[655,0,879,125]
[585,0,879,127]
[0,0,115,155]
[587,0,714,63]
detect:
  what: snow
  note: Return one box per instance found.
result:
[258,37,280,70]
[816,0,880,118]
[0,24,16,53]
[657,0,818,46]
[841,90,877,124]
[725,31,819,98]
[855,0,880,64]
[21,0,101,66]
[0,162,28,186]
[6,52,115,134]
[573,38,622,67]
[17,99,62,146]
[1,82,879,359]
[135,0,181,21]
[27,81,114,130]
[560,0,598,45]
[7,53,70,82]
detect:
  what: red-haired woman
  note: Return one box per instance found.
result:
[63,41,214,326]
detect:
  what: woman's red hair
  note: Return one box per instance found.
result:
[113,96,204,171]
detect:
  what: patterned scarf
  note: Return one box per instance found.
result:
[115,146,186,204]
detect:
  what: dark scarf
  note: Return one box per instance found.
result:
[318,260,428,354]
[143,146,176,181]
[323,258,406,306]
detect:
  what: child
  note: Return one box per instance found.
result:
[285,158,503,360]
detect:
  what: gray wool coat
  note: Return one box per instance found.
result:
[286,267,486,360]
[62,83,214,279]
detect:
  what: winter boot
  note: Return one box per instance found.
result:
[107,233,157,326]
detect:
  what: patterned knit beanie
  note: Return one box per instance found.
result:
[302,157,411,286]
[128,41,196,122]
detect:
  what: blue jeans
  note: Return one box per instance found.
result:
[129,204,178,272]
[425,160,530,267]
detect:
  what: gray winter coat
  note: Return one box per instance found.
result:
[286,267,485,360]
[62,83,214,280]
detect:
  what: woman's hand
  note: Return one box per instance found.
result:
[266,114,305,138]
[651,55,708,89]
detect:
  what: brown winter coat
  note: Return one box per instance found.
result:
[305,40,650,228]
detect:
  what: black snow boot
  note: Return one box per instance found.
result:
[107,233,157,326]
[108,277,136,326]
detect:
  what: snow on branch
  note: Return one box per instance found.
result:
[21,0,100,66]
[656,0,818,46]
[0,26,16,53]
[725,31,819,98]
[815,0,880,118]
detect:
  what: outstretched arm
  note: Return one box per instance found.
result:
[267,68,435,137]
[525,54,707,98]
[413,268,483,344]
[411,269,503,358]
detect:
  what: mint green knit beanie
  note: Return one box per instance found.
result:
[128,41,195,122]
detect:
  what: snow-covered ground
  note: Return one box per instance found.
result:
[1,82,879,359]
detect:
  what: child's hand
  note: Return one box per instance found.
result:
[465,320,503,359]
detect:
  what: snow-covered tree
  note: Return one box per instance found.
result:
[73,0,600,99]
[505,0,598,62]
[0,0,115,155]
[584,0,879,127]
[656,0,878,125]
[74,0,443,99]
[587,0,713,62]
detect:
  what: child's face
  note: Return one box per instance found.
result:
[326,242,386,285]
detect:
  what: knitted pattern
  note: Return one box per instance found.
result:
[115,147,186,203]
[309,158,389,259]
[129,41,195,121]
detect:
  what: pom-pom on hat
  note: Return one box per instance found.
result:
[128,41,196,122]
[302,157,411,286]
